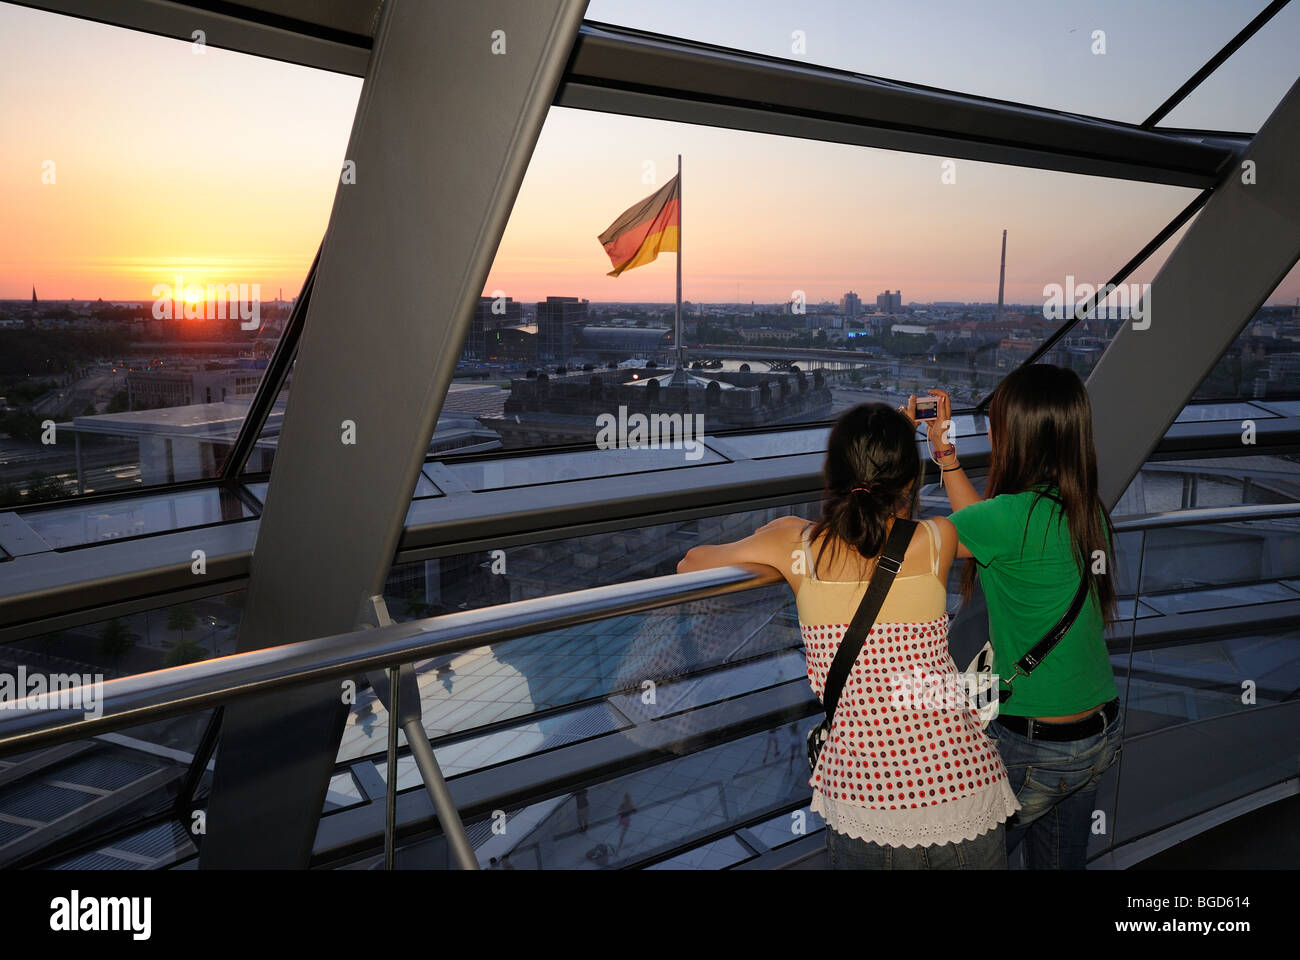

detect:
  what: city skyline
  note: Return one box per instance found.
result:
[3,2,1298,306]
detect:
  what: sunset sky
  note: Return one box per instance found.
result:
[1,1,1296,306]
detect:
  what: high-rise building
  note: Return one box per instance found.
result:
[876,290,901,312]
[840,291,861,319]
[536,296,588,363]
[463,296,523,361]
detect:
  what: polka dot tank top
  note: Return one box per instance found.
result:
[798,519,1019,848]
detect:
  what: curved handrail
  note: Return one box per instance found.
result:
[0,564,783,756]
[3,499,1297,757]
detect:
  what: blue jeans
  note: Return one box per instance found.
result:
[989,702,1124,870]
[826,823,1007,870]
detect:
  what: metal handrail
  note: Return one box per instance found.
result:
[2,498,1297,868]
[0,564,782,756]
[1111,501,1300,531]
[3,501,1299,753]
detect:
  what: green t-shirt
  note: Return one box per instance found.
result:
[950,488,1117,717]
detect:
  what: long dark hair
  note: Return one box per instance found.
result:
[961,364,1116,622]
[807,403,922,576]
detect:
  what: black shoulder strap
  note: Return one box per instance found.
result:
[1011,570,1091,678]
[822,519,917,724]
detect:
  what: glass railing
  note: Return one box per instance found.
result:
[1087,505,1300,865]
[346,502,818,764]
[8,500,1299,870]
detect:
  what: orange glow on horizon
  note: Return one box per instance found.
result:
[2,4,1298,309]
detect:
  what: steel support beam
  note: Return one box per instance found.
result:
[1090,78,1300,508]
[15,4,1240,186]
[10,0,374,75]
[561,24,1236,189]
[198,0,589,868]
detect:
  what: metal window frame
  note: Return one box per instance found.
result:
[3,409,1299,642]
[1141,0,1294,128]
[4,6,1268,520]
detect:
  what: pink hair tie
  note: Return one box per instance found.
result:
[851,486,871,494]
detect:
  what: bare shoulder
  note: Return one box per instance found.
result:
[756,515,812,537]
[928,516,960,559]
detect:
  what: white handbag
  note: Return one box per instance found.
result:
[964,642,1003,730]
[962,574,1091,730]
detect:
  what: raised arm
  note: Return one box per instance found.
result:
[905,388,981,512]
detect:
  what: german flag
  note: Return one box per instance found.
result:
[597,175,679,277]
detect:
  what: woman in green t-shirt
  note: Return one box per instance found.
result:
[907,364,1123,870]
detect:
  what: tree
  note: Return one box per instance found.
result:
[106,390,129,413]
[164,634,205,667]
[167,604,197,643]
[98,618,138,658]
[24,471,62,504]
[404,587,431,620]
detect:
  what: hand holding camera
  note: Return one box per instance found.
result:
[903,389,957,466]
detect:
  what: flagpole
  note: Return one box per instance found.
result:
[675,153,682,372]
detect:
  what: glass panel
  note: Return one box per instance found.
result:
[1190,261,1300,402]
[1026,212,1200,387]
[51,819,197,870]
[238,360,291,477]
[746,803,826,851]
[1112,702,1299,845]
[1109,503,1300,849]
[355,702,629,776]
[460,725,813,869]
[587,0,1270,124]
[608,650,807,722]
[322,772,365,813]
[645,833,754,869]
[1160,0,1300,131]
[20,486,254,548]
[1135,517,1300,594]
[345,503,824,763]
[449,443,726,492]
[1113,453,1300,516]
[244,470,438,511]
[1174,402,1278,422]
[0,591,242,866]
[720,427,829,459]
[0,4,361,504]
[1142,581,1298,615]
[450,105,1196,456]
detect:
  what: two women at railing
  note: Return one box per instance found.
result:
[678,363,1123,869]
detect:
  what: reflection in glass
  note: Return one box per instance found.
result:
[1113,454,1300,516]
[21,487,255,548]
[449,443,726,491]
[720,428,829,459]
[0,592,243,866]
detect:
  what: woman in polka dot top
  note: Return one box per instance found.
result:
[679,403,1019,868]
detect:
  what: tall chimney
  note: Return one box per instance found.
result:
[995,229,1007,323]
